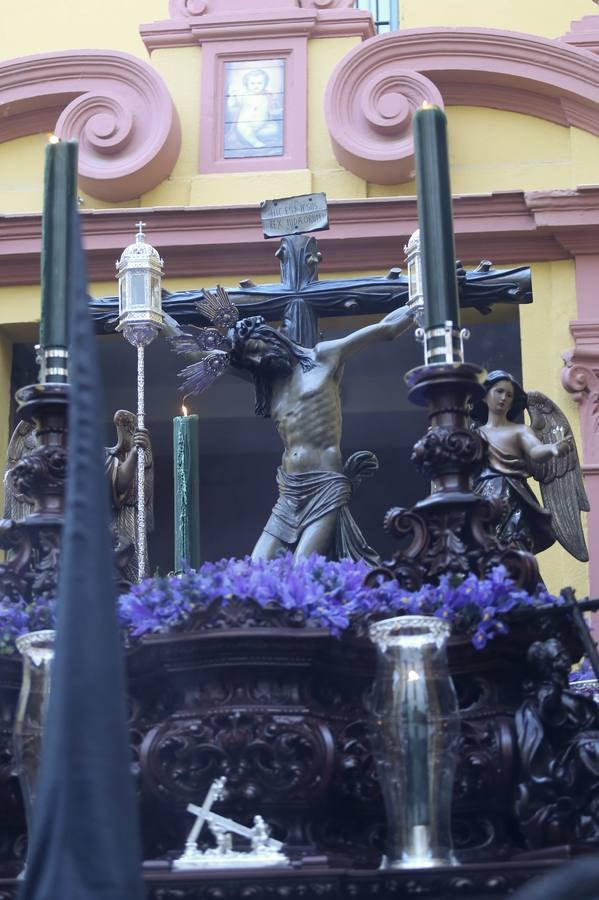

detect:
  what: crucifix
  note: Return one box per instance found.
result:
[89,195,533,345]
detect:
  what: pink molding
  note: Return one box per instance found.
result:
[525,187,599,256]
[562,315,599,599]
[561,16,599,54]
[0,50,181,202]
[199,38,308,174]
[3,185,599,289]
[170,0,296,12]
[141,3,373,52]
[299,1,357,7]
[325,26,599,184]
[168,0,362,10]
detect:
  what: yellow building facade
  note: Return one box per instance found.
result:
[0,0,596,594]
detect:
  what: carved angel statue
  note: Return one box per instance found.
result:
[471,370,589,561]
[104,410,154,584]
[3,410,153,584]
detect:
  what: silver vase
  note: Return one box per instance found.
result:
[13,630,55,834]
[368,616,460,869]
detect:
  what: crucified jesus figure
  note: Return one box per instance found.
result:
[171,291,416,564]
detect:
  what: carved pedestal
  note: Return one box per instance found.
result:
[0,384,68,602]
[124,607,585,866]
[377,362,539,591]
[0,603,591,878]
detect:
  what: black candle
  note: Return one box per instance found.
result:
[413,105,460,333]
[39,139,78,363]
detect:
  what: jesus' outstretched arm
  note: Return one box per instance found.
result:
[315,304,415,366]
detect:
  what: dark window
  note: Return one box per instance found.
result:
[357,0,398,33]
[8,304,523,576]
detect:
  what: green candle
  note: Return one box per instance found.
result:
[413,105,460,333]
[39,138,78,380]
[173,410,200,572]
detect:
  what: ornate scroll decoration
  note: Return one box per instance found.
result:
[0,51,180,201]
[514,637,599,848]
[561,325,599,468]
[9,447,67,508]
[325,27,599,183]
[140,712,335,812]
[411,426,483,476]
[333,720,379,804]
[561,321,599,591]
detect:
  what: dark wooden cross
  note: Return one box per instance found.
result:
[90,213,532,346]
[90,233,533,346]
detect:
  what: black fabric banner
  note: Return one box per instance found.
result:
[19,141,146,900]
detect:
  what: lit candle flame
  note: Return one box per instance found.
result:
[407,669,420,682]
[182,404,188,417]
[48,133,60,144]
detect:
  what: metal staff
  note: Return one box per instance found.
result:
[116,222,164,581]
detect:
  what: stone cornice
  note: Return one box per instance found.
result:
[560,16,599,54]
[325,26,599,183]
[0,50,181,203]
[2,187,599,289]
[140,5,374,52]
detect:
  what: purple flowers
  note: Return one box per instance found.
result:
[0,555,564,654]
[117,554,369,640]
[116,555,561,650]
[0,594,56,655]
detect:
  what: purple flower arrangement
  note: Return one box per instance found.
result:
[117,554,562,649]
[0,555,564,655]
[0,593,56,655]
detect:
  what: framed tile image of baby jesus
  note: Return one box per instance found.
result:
[223,59,285,159]
[199,38,308,175]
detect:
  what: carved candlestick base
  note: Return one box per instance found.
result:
[0,383,69,600]
[374,363,539,591]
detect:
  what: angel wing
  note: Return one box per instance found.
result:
[3,420,38,521]
[169,323,231,356]
[196,285,239,335]
[179,351,231,396]
[527,390,589,562]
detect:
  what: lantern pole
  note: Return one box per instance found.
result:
[116,221,165,582]
[136,339,147,581]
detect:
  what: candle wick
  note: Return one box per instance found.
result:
[182,393,193,417]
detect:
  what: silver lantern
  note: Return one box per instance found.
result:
[116,222,164,582]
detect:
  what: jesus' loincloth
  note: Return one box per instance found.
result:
[263,451,380,565]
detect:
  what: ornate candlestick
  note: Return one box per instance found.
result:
[116,223,165,582]
[369,113,539,592]
[0,140,78,600]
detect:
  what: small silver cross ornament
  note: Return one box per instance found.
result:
[172,777,289,870]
